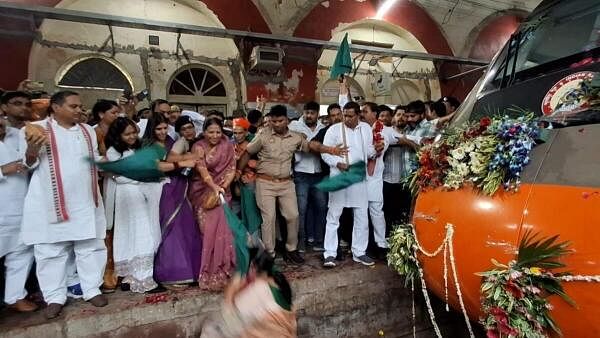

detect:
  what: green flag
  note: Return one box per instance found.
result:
[240,184,261,236]
[221,197,251,276]
[94,144,167,182]
[330,33,352,79]
[316,161,366,192]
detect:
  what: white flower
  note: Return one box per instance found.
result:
[463,142,475,153]
[450,147,466,160]
[456,162,469,176]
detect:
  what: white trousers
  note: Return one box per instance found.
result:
[66,252,80,287]
[369,201,389,249]
[3,243,34,304]
[34,239,106,304]
[323,205,368,259]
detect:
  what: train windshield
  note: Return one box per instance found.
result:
[482,0,600,93]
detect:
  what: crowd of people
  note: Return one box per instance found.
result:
[0,79,460,321]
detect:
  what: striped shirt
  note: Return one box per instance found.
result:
[383,119,438,183]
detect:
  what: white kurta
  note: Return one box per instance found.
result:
[107,147,162,293]
[366,126,395,202]
[20,119,106,245]
[0,127,29,256]
[289,118,324,174]
[1,126,36,304]
[321,122,375,208]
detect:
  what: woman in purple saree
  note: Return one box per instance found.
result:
[154,116,202,287]
[189,117,237,290]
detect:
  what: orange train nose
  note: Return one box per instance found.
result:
[413,183,600,337]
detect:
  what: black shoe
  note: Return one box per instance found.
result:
[147,285,167,294]
[284,250,305,264]
[120,283,130,292]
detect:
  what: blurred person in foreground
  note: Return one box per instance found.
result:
[200,251,296,338]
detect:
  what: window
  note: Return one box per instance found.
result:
[483,0,600,93]
[168,66,226,97]
[58,57,132,91]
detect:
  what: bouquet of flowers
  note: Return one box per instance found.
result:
[411,113,539,196]
[410,139,452,192]
[483,115,539,194]
[477,232,574,338]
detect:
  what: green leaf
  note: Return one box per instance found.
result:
[516,231,571,269]
[493,286,502,301]
[481,282,494,292]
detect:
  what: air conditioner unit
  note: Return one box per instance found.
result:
[249,46,284,72]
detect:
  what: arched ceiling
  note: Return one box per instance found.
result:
[252,0,542,55]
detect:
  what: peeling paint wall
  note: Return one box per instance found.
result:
[0,0,541,105]
[27,0,243,113]
[316,20,441,105]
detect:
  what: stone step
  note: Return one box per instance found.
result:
[0,254,476,337]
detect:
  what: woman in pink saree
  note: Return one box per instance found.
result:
[189,117,237,289]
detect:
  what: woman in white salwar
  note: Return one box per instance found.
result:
[105,116,197,293]
[104,117,163,293]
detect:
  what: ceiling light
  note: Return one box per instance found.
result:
[375,0,399,20]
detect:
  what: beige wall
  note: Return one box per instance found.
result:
[317,19,440,106]
[28,0,244,114]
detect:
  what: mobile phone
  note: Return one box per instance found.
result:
[136,89,149,101]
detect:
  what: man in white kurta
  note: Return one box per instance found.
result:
[0,96,38,312]
[321,102,376,267]
[21,91,108,318]
[362,103,395,256]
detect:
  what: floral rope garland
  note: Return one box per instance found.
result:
[388,223,475,338]
[389,224,600,338]
[559,275,600,282]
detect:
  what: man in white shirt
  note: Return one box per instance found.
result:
[321,101,377,268]
[288,101,327,252]
[362,102,393,259]
[21,91,108,319]
[0,91,38,312]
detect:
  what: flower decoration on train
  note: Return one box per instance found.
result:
[477,232,575,338]
[387,224,418,285]
[411,113,539,195]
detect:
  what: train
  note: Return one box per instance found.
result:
[413,0,600,336]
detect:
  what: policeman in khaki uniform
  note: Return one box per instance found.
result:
[238,105,344,264]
